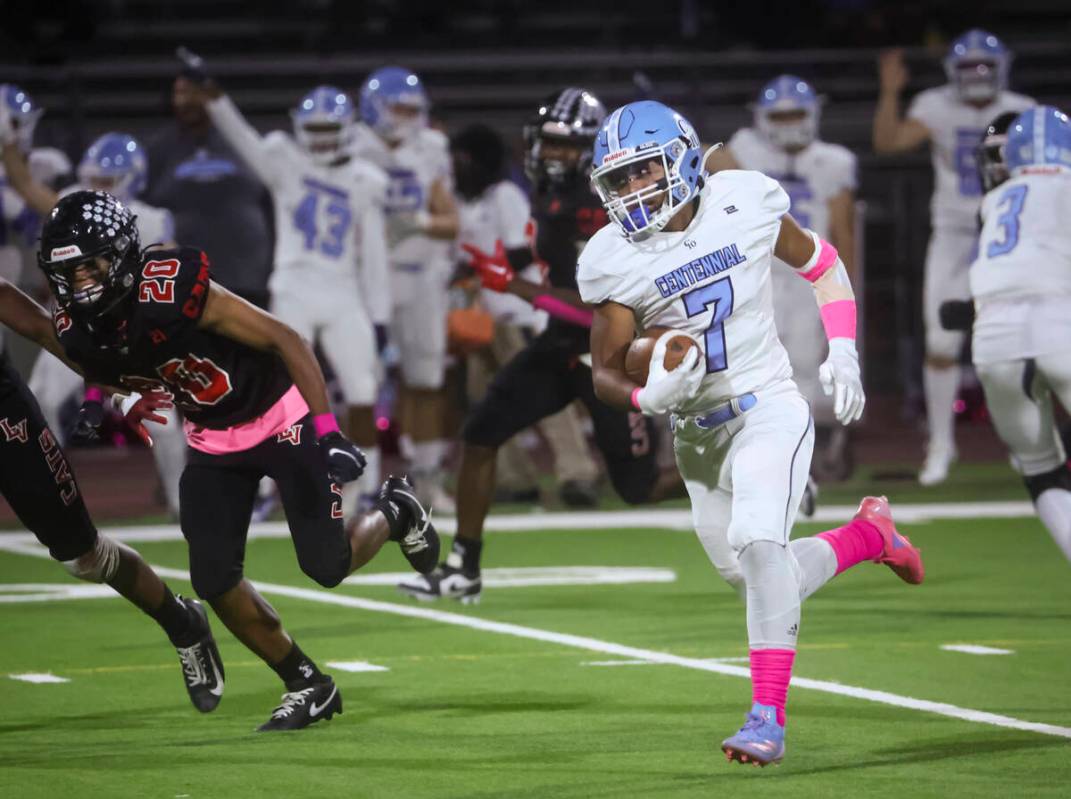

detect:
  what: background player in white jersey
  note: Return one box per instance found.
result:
[352,66,460,512]
[578,100,924,766]
[969,106,1071,563]
[873,29,1033,485]
[707,74,858,481]
[200,77,391,511]
[0,126,186,517]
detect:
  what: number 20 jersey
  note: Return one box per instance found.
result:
[576,170,794,415]
[54,247,292,430]
[970,169,1071,365]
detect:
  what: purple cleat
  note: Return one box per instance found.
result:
[721,702,785,767]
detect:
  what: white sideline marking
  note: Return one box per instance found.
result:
[2,538,1068,741]
[0,500,1039,550]
[9,673,69,684]
[0,583,115,603]
[941,644,1015,656]
[583,656,750,667]
[346,566,676,589]
[325,660,389,673]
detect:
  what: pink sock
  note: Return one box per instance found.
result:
[816,520,883,575]
[750,648,795,726]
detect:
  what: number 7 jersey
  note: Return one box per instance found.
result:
[577,170,795,414]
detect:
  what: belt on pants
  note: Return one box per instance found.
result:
[680,392,758,430]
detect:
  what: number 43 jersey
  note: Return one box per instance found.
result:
[970,169,1071,365]
[54,247,292,430]
[577,170,795,414]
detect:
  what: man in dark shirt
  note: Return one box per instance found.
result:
[399,89,684,605]
[144,68,274,308]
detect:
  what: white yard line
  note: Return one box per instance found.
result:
[1,529,1067,741]
[345,566,676,589]
[941,644,1016,656]
[8,673,70,684]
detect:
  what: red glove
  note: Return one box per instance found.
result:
[461,240,515,293]
[123,390,174,447]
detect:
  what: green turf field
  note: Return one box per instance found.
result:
[1,506,1069,798]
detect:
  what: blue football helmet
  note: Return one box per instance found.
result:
[77,133,148,202]
[1004,105,1071,173]
[359,66,428,143]
[754,75,820,151]
[291,85,356,165]
[591,101,703,241]
[1,83,43,153]
[944,29,1010,103]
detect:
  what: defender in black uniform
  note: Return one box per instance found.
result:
[0,277,224,714]
[38,190,439,731]
[400,89,683,604]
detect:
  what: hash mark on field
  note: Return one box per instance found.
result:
[1,536,1069,741]
[9,673,69,684]
[941,644,1015,656]
[326,660,389,673]
[583,656,751,667]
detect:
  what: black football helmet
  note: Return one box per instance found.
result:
[523,87,607,189]
[976,111,1020,193]
[38,190,141,328]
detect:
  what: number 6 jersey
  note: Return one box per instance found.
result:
[54,247,292,429]
[577,170,795,414]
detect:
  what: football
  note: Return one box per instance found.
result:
[624,327,699,386]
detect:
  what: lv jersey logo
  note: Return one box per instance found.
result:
[0,417,28,444]
[276,423,303,446]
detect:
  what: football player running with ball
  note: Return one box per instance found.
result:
[36,190,439,731]
[578,101,925,766]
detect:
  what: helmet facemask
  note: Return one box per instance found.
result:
[948,58,1003,103]
[756,107,818,152]
[591,144,692,241]
[294,119,352,165]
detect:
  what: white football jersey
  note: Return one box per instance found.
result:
[727,128,856,239]
[908,86,1033,230]
[350,123,453,269]
[457,180,544,327]
[577,170,794,414]
[970,168,1071,364]
[207,96,392,322]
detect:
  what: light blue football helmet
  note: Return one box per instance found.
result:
[944,28,1010,103]
[754,75,820,151]
[0,83,43,153]
[1004,105,1071,173]
[591,100,703,241]
[359,66,428,143]
[77,133,148,201]
[291,85,356,164]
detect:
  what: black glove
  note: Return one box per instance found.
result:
[70,399,105,441]
[176,46,211,83]
[374,324,389,355]
[318,431,367,484]
[938,299,975,332]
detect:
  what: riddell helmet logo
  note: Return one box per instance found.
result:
[602,149,632,165]
[50,245,83,261]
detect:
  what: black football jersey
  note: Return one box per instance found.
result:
[54,247,292,430]
[530,182,608,353]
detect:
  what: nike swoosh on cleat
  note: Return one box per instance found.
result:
[892,535,906,550]
[309,685,338,717]
[208,651,224,697]
[329,449,361,466]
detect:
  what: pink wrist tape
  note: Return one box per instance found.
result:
[312,413,340,438]
[532,295,593,327]
[800,238,839,283]
[820,300,857,341]
[630,386,643,411]
[84,386,105,403]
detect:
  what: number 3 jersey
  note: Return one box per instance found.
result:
[969,168,1071,365]
[577,170,795,414]
[53,246,292,429]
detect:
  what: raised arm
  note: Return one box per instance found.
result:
[204,90,281,187]
[872,49,931,154]
[0,138,59,216]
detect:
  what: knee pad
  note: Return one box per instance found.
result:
[62,534,120,583]
[1024,465,1071,502]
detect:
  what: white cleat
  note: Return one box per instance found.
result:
[918,446,956,486]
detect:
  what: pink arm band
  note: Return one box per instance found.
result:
[84,386,104,403]
[532,295,593,328]
[820,300,857,341]
[799,238,839,283]
[630,386,643,411]
[312,413,340,438]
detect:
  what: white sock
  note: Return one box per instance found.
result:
[739,541,801,649]
[1036,488,1071,563]
[789,537,838,602]
[410,440,447,473]
[923,364,960,453]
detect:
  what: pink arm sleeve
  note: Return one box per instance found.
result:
[532,295,594,328]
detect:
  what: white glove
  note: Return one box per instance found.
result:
[0,100,15,148]
[819,338,865,425]
[387,209,430,247]
[635,330,705,416]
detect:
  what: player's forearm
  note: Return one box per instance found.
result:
[275,326,332,417]
[872,93,907,154]
[0,142,58,215]
[507,280,594,325]
[591,364,640,411]
[423,211,458,240]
